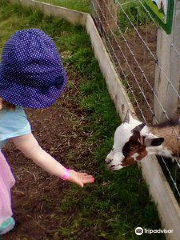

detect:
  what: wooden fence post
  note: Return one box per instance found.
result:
[154,0,180,123]
[91,0,118,33]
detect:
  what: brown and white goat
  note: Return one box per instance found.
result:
[105,110,180,170]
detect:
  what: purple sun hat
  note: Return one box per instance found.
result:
[0,29,66,109]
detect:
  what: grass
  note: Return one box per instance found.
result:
[35,0,151,31]
[36,0,90,12]
[118,1,152,32]
[0,1,165,239]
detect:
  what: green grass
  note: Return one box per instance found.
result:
[0,1,165,239]
[35,0,151,33]
[37,0,90,12]
[118,1,152,32]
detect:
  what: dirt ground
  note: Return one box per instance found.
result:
[103,23,157,123]
[2,71,94,240]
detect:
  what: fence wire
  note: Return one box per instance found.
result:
[91,0,180,201]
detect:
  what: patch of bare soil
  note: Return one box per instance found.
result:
[104,23,157,123]
[2,70,94,240]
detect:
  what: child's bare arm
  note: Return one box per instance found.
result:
[12,133,94,187]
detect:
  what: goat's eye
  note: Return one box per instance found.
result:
[122,143,130,157]
[122,142,137,157]
[130,146,134,151]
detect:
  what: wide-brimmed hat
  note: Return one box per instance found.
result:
[0,29,66,109]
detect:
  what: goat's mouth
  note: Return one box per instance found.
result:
[107,163,124,171]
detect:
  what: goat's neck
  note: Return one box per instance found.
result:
[148,126,180,158]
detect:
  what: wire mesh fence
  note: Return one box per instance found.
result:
[91,0,180,202]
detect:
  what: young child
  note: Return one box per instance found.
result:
[0,29,94,235]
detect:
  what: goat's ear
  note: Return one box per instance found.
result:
[130,123,146,144]
[132,123,146,133]
[123,110,135,124]
[145,137,164,147]
[123,110,130,123]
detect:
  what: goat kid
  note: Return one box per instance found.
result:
[105,110,180,170]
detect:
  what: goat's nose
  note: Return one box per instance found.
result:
[105,158,113,164]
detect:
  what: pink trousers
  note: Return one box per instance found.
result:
[0,151,15,225]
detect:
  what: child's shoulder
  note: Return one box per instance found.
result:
[0,106,29,126]
[0,106,31,145]
[1,106,26,117]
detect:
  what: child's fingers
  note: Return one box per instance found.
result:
[78,173,94,180]
[80,176,95,184]
[82,178,94,184]
[76,178,94,187]
[77,172,94,178]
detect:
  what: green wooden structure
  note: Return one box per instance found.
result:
[145,0,174,34]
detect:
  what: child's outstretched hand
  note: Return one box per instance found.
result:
[68,170,94,187]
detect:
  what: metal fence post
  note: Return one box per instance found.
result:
[154,0,180,123]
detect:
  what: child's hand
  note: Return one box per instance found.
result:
[68,170,94,187]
